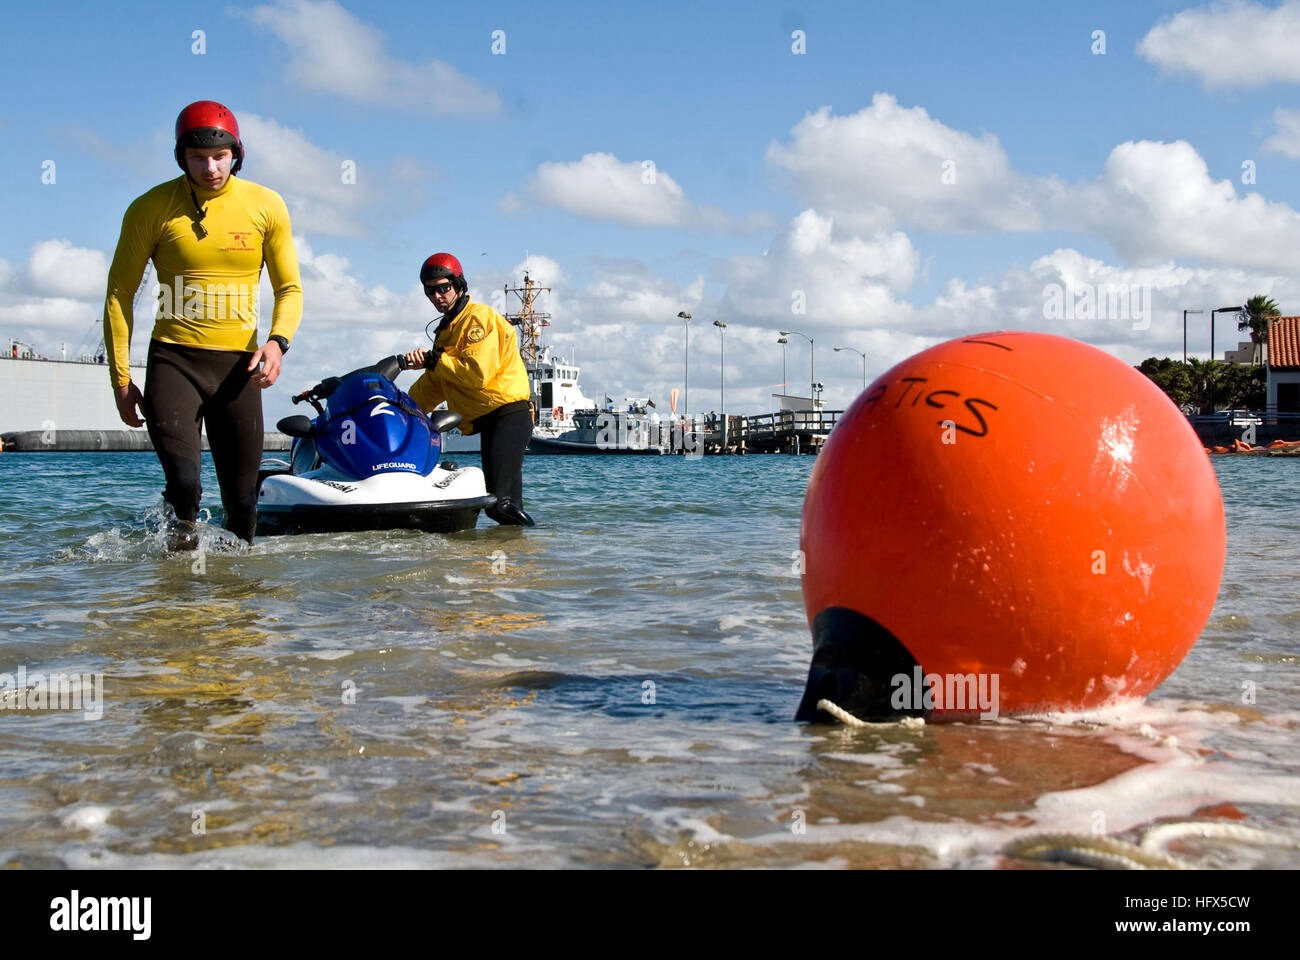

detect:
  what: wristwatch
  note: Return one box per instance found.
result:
[268,335,290,354]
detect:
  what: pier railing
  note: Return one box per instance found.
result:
[726,410,841,440]
[686,409,842,453]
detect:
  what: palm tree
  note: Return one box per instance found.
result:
[1238,294,1280,365]
[1186,357,1227,414]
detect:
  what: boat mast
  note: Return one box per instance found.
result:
[503,271,552,366]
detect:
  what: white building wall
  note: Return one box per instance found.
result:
[1266,369,1300,414]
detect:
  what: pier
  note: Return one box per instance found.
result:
[695,410,842,455]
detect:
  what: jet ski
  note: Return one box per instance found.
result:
[256,354,496,535]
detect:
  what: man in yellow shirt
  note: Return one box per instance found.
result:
[103,101,302,547]
[404,253,535,526]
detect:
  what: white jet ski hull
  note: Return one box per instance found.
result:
[257,464,495,534]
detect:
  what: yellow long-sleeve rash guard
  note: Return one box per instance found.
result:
[102,175,303,388]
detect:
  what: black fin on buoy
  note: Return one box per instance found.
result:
[794,607,923,723]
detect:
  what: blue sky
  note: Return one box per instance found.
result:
[5,0,1300,419]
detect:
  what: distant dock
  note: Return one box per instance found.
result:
[699,410,842,455]
[645,410,839,455]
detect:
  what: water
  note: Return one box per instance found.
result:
[0,451,1297,869]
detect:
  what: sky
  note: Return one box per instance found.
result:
[5,0,1300,421]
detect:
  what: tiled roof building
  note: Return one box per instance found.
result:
[1269,317,1300,370]
[1267,317,1300,416]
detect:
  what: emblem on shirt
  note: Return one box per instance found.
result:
[220,231,255,252]
[466,322,487,343]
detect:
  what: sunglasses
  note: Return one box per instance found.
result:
[424,282,455,295]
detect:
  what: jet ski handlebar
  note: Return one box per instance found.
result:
[291,354,415,408]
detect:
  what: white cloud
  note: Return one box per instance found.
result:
[911,247,1292,371]
[239,113,435,237]
[767,95,1064,234]
[0,297,101,343]
[408,228,1289,413]
[718,209,918,329]
[510,153,772,232]
[26,240,109,300]
[1139,1,1300,88]
[511,254,565,289]
[523,153,688,227]
[247,0,500,114]
[766,97,1300,273]
[1077,139,1300,271]
[5,229,1289,422]
[579,262,705,324]
[0,245,113,360]
[1263,107,1300,157]
[62,110,435,239]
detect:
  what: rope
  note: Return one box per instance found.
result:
[1006,821,1300,870]
[1005,833,1188,870]
[815,698,925,730]
[1140,821,1300,855]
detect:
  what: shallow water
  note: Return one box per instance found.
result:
[0,451,1296,868]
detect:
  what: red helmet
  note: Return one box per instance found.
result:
[420,253,465,291]
[174,100,244,175]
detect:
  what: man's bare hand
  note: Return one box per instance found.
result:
[249,340,284,388]
[114,382,146,427]
[404,347,427,369]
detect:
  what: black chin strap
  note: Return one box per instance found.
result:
[187,183,208,239]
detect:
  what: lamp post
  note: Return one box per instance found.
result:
[1209,306,1241,413]
[677,311,691,420]
[777,336,788,396]
[1183,309,1202,364]
[714,320,727,448]
[833,345,866,391]
[780,329,814,411]
[1210,306,1240,364]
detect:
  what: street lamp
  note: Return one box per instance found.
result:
[714,320,727,447]
[677,311,691,419]
[1208,306,1242,412]
[833,345,867,391]
[776,336,788,395]
[1210,306,1240,364]
[1183,309,1202,364]
[780,329,815,412]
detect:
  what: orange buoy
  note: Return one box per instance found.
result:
[795,331,1225,722]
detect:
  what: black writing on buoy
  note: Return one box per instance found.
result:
[858,375,998,437]
[947,397,997,437]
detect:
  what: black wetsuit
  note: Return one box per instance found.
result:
[143,340,263,542]
[474,399,533,507]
